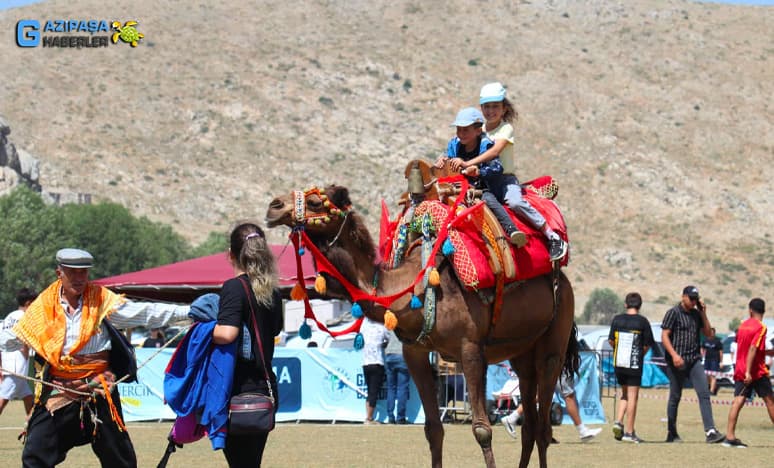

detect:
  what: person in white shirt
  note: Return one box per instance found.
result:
[0,288,37,417]
[360,316,389,424]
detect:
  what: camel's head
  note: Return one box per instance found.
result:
[265,185,353,238]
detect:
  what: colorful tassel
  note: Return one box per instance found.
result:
[429,268,441,287]
[314,275,327,295]
[441,238,455,256]
[410,295,422,309]
[299,322,312,339]
[290,283,306,301]
[353,333,364,350]
[383,310,398,330]
[351,302,364,318]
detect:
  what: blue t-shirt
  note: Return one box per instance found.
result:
[446,134,505,189]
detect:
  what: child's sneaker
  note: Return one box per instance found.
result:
[508,230,527,248]
[612,422,623,441]
[548,237,567,261]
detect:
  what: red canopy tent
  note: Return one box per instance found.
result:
[93,245,316,303]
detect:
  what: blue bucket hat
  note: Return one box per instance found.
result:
[451,107,484,127]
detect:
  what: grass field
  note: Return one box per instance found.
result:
[1,387,771,467]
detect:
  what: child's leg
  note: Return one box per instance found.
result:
[503,184,567,260]
[482,192,526,247]
[503,184,554,237]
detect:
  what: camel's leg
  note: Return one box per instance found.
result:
[535,357,561,468]
[533,349,562,468]
[460,340,496,468]
[404,346,444,468]
[512,355,537,468]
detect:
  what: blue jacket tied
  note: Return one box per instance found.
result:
[164,321,236,450]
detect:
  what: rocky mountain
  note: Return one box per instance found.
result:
[0,0,771,328]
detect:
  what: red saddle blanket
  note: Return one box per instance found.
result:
[382,177,568,291]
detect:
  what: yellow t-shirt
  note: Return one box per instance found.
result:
[485,121,515,174]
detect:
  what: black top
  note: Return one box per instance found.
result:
[142,337,164,348]
[218,274,283,396]
[608,313,654,375]
[702,336,723,364]
[662,303,705,365]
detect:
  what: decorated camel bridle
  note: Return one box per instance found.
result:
[293,187,348,226]
[287,178,496,346]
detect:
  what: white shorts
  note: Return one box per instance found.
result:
[555,372,575,398]
[0,375,33,400]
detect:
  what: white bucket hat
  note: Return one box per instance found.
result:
[480,82,507,104]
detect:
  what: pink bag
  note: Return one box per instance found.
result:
[158,413,208,468]
[170,412,207,444]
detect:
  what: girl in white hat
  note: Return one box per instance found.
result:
[461,82,567,261]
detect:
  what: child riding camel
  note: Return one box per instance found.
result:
[435,101,567,262]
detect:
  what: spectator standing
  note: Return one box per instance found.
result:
[701,328,723,395]
[142,328,166,348]
[608,292,654,443]
[360,317,389,424]
[723,298,774,448]
[384,330,410,424]
[661,285,725,443]
[212,223,283,466]
[0,288,37,418]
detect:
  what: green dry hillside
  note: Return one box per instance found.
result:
[0,0,772,327]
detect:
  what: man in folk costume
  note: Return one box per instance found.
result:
[0,249,189,468]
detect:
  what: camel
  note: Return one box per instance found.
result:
[266,183,578,468]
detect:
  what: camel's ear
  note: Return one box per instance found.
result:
[328,185,352,210]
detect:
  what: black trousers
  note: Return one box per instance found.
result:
[363,364,385,407]
[22,388,136,468]
[224,432,270,468]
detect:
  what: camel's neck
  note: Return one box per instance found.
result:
[340,238,378,291]
[308,216,378,294]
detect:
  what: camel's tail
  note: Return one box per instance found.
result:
[562,322,580,378]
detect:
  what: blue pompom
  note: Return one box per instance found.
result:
[298,247,305,256]
[351,302,364,318]
[353,333,364,350]
[442,238,455,256]
[410,295,422,309]
[299,322,312,339]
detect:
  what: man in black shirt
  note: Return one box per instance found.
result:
[608,292,654,443]
[661,286,725,444]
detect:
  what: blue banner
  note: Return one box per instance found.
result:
[556,352,605,424]
[485,351,605,425]
[119,348,426,423]
[118,348,176,421]
[121,348,603,424]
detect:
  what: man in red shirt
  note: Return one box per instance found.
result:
[724,298,774,448]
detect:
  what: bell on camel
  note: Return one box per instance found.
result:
[408,161,424,196]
